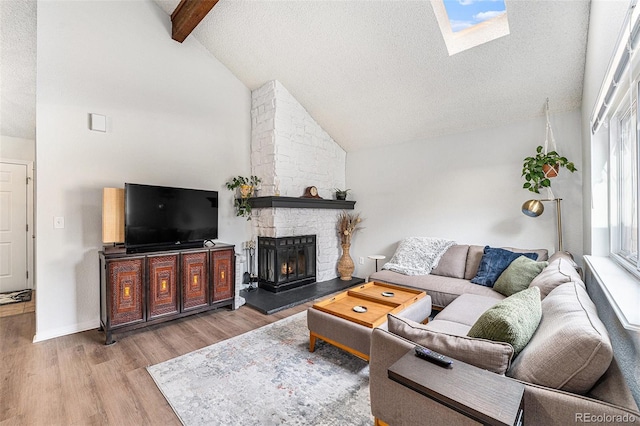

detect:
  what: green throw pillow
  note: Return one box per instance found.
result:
[467,287,542,356]
[493,256,548,297]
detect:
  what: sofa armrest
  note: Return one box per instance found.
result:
[370,328,640,426]
[521,382,640,425]
[369,328,480,425]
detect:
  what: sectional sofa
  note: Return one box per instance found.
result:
[368,244,640,425]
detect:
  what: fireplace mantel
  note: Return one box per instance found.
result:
[247,196,355,210]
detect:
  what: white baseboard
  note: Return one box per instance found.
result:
[32,319,100,343]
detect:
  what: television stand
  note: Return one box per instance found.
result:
[99,243,235,344]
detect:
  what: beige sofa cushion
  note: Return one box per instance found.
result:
[431,293,501,328]
[529,257,583,299]
[503,246,549,261]
[507,282,613,394]
[387,314,514,374]
[369,271,505,308]
[431,245,469,279]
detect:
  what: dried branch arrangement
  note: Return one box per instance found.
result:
[337,211,364,245]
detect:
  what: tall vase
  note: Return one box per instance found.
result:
[338,243,355,281]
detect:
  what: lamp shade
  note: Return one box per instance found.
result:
[522,199,544,217]
[102,187,124,243]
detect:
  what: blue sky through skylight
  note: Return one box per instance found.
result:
[443,0,507,33]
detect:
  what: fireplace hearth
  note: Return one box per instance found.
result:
[258,235,316,292]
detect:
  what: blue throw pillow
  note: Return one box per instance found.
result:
[471,246,538,287]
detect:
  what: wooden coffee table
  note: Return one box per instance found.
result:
[308,282,429,360]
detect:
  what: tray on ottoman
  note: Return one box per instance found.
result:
[308,282,430,361]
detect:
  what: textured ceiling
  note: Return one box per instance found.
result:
[1,0,37,140]
[154,0,591,152]
[1,1,591,150]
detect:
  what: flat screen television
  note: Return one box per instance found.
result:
[125,183,218,253]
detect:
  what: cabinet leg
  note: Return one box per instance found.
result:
[104,330,115,345]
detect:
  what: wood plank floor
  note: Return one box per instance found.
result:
[0,301,314,425]
[0,291,36,318]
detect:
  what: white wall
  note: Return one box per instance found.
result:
[0,135,35,161]
[347,110,583,278]
[35,0,251,341]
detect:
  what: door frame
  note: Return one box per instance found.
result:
[0,158,35,291]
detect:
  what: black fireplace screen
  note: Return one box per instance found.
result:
[258,235,316,292]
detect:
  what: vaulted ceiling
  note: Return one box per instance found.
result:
[154,0,591,152]
[2,1,591,152]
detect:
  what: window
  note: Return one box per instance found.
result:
[431,0,510,56]
[589,2,640,332]
[608,85,640,273]
[442,0,507,33]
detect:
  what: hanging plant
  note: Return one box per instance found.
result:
[522,146,577,193]
[225,175,262,220]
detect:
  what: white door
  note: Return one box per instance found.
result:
[0,162,28,292]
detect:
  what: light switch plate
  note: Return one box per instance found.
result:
[89,113,106,132]
[54,216,65,229]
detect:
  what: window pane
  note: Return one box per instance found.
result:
[619,103,638,262]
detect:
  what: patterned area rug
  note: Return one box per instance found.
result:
[0,289,32,305]
[147,312,372,425]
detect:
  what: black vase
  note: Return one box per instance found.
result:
[336,192,347,200]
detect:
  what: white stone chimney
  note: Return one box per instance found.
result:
[250,80,347,281]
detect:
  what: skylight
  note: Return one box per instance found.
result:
[443,0,507,33]
[432,0,510,56]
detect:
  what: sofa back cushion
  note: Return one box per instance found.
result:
[529,257,584,299]
[507,282,613,394]
[431,245,469,279]
[387,314,514,374]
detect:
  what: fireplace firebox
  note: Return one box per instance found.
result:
[258,235,316,292]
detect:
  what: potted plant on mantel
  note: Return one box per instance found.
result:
[521,146,577,193]
[225,175,262,220]
[334,188,351,200]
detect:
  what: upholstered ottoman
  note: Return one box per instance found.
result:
[307,287,431,361]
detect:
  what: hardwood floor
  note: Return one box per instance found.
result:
[0,291,36,318]
[0,301,314,425]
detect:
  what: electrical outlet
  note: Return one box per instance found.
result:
[359,257,364,265]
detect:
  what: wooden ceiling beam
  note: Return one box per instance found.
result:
[171,0,219,43]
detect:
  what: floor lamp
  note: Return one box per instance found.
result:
[521,198,563,253]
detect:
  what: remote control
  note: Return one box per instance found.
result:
[414,346,453,368]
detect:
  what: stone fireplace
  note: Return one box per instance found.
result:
[250,80,350,284]
[257,235,316,292]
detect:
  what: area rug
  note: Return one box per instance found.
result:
[146,312,372,426]
[0,289,32,305]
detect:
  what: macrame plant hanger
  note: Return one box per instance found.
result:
[542,98,557,200]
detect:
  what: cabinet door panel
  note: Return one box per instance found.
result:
[212,249,233,302]
[109,258,144,326]
[182,251,208,311]
[148,255,179,318]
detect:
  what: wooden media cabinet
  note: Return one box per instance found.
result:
[99,243,235,344]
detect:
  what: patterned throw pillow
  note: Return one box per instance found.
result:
[467,287,542,356]
[493,256,548,297]
[470,246,538,287]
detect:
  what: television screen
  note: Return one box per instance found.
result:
[125,183,218,251]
